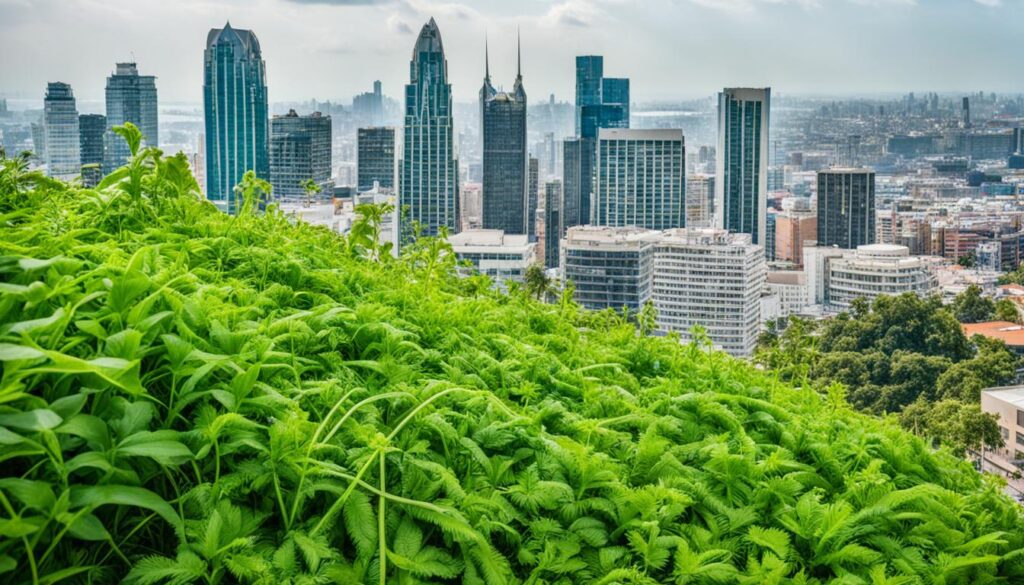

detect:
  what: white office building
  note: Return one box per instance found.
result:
[650,228,766,356]
[449,229,536,290]
[822,244,937,309]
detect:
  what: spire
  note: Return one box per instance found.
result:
[516,27,522,80]
[484,32,490,83]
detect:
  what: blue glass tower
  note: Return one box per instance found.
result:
[203,22,269,212]
[575,56,603,136]
[401,18,459,239]
[716,88,770,246]
[481,35,528,235]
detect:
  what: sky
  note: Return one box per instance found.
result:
[0,0,1022,106]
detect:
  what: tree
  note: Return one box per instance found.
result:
[995,299,1020,323]
[523,263,552,301]
[951,285,996,323]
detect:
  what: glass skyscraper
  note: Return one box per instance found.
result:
[203,22,269,212]
[79,113,106,187]
[543,180,562,269]
[481,39,528,235]
[401,18,459,238]
[103,62,158,174]
[269,110,333,200]
[357,127,396,192]
[817,168,876,249]
[716,87,770,246]
[593,128,685,230]
[575,56,603,136]
[43,82,80,181]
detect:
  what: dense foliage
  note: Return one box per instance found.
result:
[2,127,1024,585]
[757,292,1016,455]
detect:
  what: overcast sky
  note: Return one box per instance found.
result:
[1,0,1022,106]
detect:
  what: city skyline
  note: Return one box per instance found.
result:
[3,0,1024,106]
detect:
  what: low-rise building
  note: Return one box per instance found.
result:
[563,226,659,312]
[448,229,535,290]
[823,244,937,309]
[980,386,1024,476]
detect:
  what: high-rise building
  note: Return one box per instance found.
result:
[204,22,270,211]
[593,128,685,230]
[685,174,714,228]
[651,228,766,357]
[563,225,658,312]
[270,110,333,200]
[541,179,562,269]
[528,157,539,241]
[43,82,80,181]
[357,127,395,192]
[601,78,629,119]
[103,62,158,173]
[79,114,106,187]
[401,18,459,238]
[716,87,770,246]
[574,56,603,135]
[481,38,528,235]
[817,168,875,249]
[353,80,385,126]
[562,138,588,229]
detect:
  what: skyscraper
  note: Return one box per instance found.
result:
[685,174,715,228]
[817,168,876,249]
[528,157,539,241]
[79,113,106,187]
[357,127,396,192]
[566,55,630,231]
[593,128,685,230]
[269,110,333,200]
[716,87,770,246]
[204,22,269,211]
[481,36,528,235]
[575,56,603,135]
[542,179,562,269]
[103,62,158,173]
[401,18,459,238]
[43,82,80,181]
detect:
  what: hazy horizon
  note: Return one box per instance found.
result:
[2,0,1023,105]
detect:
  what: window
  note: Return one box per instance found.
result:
[1019,409,1024,427]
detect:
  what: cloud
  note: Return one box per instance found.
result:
[972,0,1001,6]
[283,0,393,4]
[541,0,601,27]
[685,0,916,12]
[388,13,413,34]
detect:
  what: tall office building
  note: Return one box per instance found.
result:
[566,55,630,231]
[575,56,603,135]
[353,80,385,126]
[79,114,106,187]
[541,180,562,269]
[43,82,80,181]
[204,22,269,211]
[593,128,685,230]
[103,62,158,173]
[401,18,459,238]
[481,38,528,235]
[817,168,875,249]
[685,174,714,228]
[716,87,770,246]
[269,110,333,200]
[357,127,395,192]
[528,157,539,241]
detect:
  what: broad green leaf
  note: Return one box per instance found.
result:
[69,485,183,534]
[0,344,45,361]
[0,409,62,431]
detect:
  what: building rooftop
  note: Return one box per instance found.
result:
[597,128,684,142]
[962,321,1024,347]
[449,229,530,249]
[981,385,1024,407]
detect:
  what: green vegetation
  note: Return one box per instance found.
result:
[757,291,1016,457]
[2,125,1023,584]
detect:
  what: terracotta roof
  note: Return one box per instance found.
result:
[962,321,1024,347]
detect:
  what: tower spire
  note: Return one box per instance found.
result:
[485,32,490,82]
[516,27,521,80]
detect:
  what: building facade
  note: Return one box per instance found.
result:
[269,110,333,200]
[716,87,770,246]
[357,127,395,192]
[203,23,270,211]
[449,229,536,290]
[651,228,766,357]
[824,244,937,309]
[79,113,106,187]
[401,18,459,238]
[541,179,562,269]
[563,225,658,312]
[685,174,714,228]
[103,62,158,173]
[775,211,818,266]
[43,82,80,181]
[593,128,685,230]
[481,44,528,235]
[817,168,875,249]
